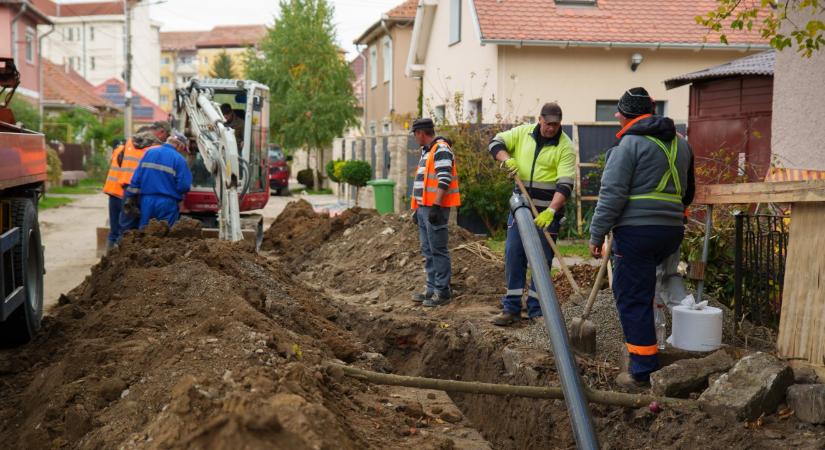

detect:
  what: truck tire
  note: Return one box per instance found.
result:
[0,198,44,346]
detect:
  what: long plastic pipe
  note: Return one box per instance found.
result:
[510,194,599,450]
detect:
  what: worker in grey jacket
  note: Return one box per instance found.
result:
[589,87,695,391]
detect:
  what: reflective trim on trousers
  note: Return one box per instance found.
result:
[626,343,658,356]
[505,288,523,297]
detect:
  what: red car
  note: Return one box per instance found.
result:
[268,146,290,195]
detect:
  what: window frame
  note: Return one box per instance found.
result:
[449,0,461,46]
[90,56,96,70]
[468,98,482,123]
[595,99,667,121]
[25,27,35,64]
[369,45,378,88]
[434,105,446,122]
[382,36,392,84]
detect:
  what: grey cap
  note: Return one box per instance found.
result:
[540,102,563,122]
[170,130,189,146]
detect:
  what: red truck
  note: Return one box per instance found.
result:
[0,58,46,345]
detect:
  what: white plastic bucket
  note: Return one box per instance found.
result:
[671,305,723,352]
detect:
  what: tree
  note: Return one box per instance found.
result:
[340,160,371,206]
[246,0,358,191]
[698,0,825,57]
[9,97,41,131]
[209,51,238,79]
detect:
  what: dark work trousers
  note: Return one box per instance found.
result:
[612,225,684,382]
[501,212,560,318]
[139,195,181,228]
[107,194,123,244]
[118,201,140,241]
[415,206,451,297]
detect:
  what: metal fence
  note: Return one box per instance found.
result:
[734,213,788,330]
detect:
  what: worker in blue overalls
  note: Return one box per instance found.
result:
[123,131,193,229]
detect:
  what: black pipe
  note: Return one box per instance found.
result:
[509,194,599,450]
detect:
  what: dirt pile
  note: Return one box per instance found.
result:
[0,222,465,449]
[260,199,376,258]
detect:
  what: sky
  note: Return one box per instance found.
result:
[62,0,404,59]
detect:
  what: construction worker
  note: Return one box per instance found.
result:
[102,139,129,250]
[220,103,244,148]
[409,118,461,307]
[123,131,192,228]
[589,87,695,390]
[488,103,576,326]
[117,122,171,237]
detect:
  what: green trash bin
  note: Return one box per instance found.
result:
[367,179,396,215]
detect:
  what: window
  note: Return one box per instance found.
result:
[369,45,377,88]
[468,98,482,123]
[67,27,74,41]
[90,26,95,41]
[369,122,377,136]
[179,55,193,65]
[90,56,96,70]
[25,28,35,63]
[162,57,170,65]
[161,76,169,83]
[434,105,445,122]
[449,0,461,45]
[595,100,667,121]
[160,95,169,103]
[382,37,392,84]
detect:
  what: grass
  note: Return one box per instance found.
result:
[47,178,103,195]
[302,188,333,195]
[485,237,593,259]
[39,196,75,210]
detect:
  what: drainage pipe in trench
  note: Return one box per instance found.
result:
[510,193,599,450]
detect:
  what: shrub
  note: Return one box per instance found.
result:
[333,160,346,182]
[297,168,320,189]
[85,147,110,182]
[46,147,62,186]
[325,159,341,183]
[341,160,371,206]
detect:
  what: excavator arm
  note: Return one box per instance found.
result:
[175,81,243,241]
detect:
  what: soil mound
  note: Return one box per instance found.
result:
[261,199,376,257]
[0,228,452,449]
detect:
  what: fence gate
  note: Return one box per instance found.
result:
[734,212,788,330]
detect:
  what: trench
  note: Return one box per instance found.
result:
[330,298,588,450]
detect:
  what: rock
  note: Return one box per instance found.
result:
[651,350,734,398]
[427,392,436,400]
[382,305,393,313]
[699,352,794,421]
[401,401,425,418]
[98,377,129,403]
[439,408,462,423]
[787,384,825,424]
[431,406,443,415]
[793,365,820,384]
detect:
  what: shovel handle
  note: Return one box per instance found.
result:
[513,176,583,298]
[582,236,611,320]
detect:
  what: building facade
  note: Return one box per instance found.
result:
[355,0,418,135]
[195,25,267,80]
[0,0,53,101]
[408,0,769,126]
[35,0,161,103]
[159,31,199,111]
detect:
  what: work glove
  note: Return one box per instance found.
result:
[123,197,141,219]
[534,207,555,229]
[502,158,519,178]
[428,205,447,226]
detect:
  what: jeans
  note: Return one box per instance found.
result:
[501,212,559,318]
[107,195,123,244]
[139,195,181,228]
[415,206,451,297]
[612,225,684,381]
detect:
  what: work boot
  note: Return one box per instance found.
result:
[411,291,433,303]
[615,372,650,393]
[491,312,520,327]
[423,292,451,307]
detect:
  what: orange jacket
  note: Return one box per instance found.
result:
[410,139,460,209]
[116,140,156,188]
[103,142,129,198]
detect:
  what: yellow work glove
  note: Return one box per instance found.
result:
[534,207,555,229]
[502,158,519,177]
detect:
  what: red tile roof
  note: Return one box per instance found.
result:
[160,31,204,51]
[386,0,418,19]
[42,60,118,112]
[94,79,166,123]
[472,0,766,46]
[31,0,124,17]
[195,25,268,49]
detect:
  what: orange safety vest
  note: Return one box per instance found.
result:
[116,139,153,188]
[410,140,461,210]
[103,142,128,198]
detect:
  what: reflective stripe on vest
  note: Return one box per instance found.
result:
[103,145,126,198]
[117,142,156,187]
[628,136,682,205]
[410,141,461,209]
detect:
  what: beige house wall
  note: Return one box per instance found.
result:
[420,0,498,123]
[363,24,418,134]
[771,9,825,170]
[197,47,251,79]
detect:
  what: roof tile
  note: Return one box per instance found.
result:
[42,60,117,112]
[195,25,268,49]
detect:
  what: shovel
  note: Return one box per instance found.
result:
[570,236,612,355]
[513,176,585,304]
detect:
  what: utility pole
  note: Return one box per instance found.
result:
[123,0,133,139]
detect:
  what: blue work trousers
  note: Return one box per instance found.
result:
[139,195,181,228]
[107,195,123,244]
[501,213,559,318]
[415,206,451,297]
[612,225,684,382]
[118,202,140,241]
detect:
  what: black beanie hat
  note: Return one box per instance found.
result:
[617,87,654,119]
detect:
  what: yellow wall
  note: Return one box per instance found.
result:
[197,47,251,79]
[159,50,176,111]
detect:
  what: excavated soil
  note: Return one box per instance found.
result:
[2,201,823,449]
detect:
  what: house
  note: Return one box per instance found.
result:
[94,78,165,130]
[34,0,162,103]
[407,0,769,126]
[159,31,201,112]
[664,51,774,183]
[347,50,366,137]
[0,0,53,101]
[195,24,267,80]
[41,59,118,116]
[354,0,418,135]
